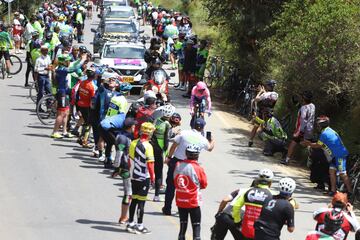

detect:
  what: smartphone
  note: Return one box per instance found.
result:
[206,131,212,141]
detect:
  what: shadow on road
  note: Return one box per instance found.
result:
[75,219,128,233]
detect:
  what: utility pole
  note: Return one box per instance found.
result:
[3,0,14,25]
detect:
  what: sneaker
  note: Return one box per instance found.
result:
[51,132,63,139]
[98,155,106,162]
[248,141,253,147]
[24,83,30,87]
[135,225,151,234]
[180,86,186,91]
[280,159,289,165]
[62,132,74,138]
[126,224,137,234]
[82,142,93,149]
[7,74,12,78]
[159,186,166,194]
[162,207,172,216]
[328,191,336,197]
[153,196,164,202]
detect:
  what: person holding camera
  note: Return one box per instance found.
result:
[144,37,166,79]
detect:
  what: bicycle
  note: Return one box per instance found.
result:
[203,56,226,88]
[190,99,206,129]
[36,94,57,125]
[0,54,23,79]
[339,154,360,204]
[29,80,38,103]
[234,73,256,120]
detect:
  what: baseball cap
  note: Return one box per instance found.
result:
[123,118,137,128]
[194,118,206,129]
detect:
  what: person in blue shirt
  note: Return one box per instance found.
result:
[302,115,352,196]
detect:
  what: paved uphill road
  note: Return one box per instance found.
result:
[0,12,354,240]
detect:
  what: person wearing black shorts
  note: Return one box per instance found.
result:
[254,177,296,240]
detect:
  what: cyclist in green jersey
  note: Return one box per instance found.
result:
[0,24,14,78]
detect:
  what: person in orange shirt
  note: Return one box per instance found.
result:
[76,65,98,148]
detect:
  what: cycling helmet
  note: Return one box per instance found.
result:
[324,210,344,234]
[57,54,71,64]
[196,81,207,91]
[144,90,157,101]
[170,112,181,126]
[79,45,88,53]
[331,192,348,209]
[140,122,156,135]
[301,90,313,102]
[119,82,133,92]
[159,104,175,118]
[59,14,66,21]
[185,144,201,160]
[279,177,296,196]
[265,79,277,89]
[317,115,330,129]
[45,32,53,41]
[257,169,274,184]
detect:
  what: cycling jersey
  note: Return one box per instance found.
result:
[294,103,315,139]
[257,92,278,115]
[305,231,335,240]
[134,106,155,138]
[0,31,13,51]
[190,85,211,112]
[77,79,97,108]
[260,117,287,142]
[55,59,84,94]
[232,185,272,239]
[97,87,119,120]
[174,159,207,208]
[314,208,358,240]
[129,139,154,181]
[172,129,209,161]
[254,195,294,240]
[318,127,348,159]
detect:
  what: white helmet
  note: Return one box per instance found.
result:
[159,104,175,118]
[257,169,274,183]
[144,90,157,101]
[279,177,296,195]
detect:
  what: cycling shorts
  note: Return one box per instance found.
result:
[330,157,347,174]
[131,179,150,201]
[0,50,10,60]
[56,92,70,111]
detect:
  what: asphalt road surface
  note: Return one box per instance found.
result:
[0,13,355,240]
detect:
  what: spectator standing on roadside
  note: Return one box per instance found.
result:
[182,39,197,98]
[162,118,215,215]
[174,144,208,240]
[12,12,24,54]
[281,90,315,165]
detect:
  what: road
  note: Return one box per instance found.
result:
[0,13,355,240]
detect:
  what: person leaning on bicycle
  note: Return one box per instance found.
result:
[0,23,14,78]
[248,80,279,147]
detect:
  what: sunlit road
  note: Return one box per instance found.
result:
[0,12,353,240]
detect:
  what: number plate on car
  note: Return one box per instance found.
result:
[123,77,134,83]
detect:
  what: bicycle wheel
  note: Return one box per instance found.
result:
[349,173,360,204]
[36,94,57,125]
[29,81,38,103]
[1,60,5,80]
[9,54,23,75]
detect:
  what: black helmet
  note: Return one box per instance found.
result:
[301,90,313,102]
[150,36,161,46]
[317,115,330,129]
[324,210,344,234]
[79,45,88,53]
[265,79,277,89]
[45,32,53,41]
[185,144,201,160]
[170,112,181,126]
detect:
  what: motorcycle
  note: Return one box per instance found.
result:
[142,69,175,106]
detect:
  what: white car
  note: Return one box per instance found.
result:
[103,6,136,21]
[95,42,147,89]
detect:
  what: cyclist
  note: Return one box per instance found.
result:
[174,144,208,240]
[282,90,315,165]
[0,23,14,78]
[190,81,211,129]
[126,122,156,234]
[76,65,98,147]
[51,53,87,139]
[254,177,296,240]
[152,104,176,202]
[163,118,215,215]
[232,168,274,240]
[306,210,345,240]
[34,45,52,107]
[248,80,278,147]
[312,192,358,239]
[301,116,351,196]
[257,108,287,157]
